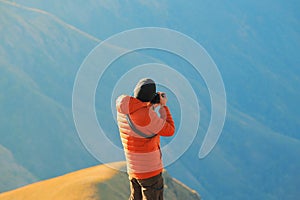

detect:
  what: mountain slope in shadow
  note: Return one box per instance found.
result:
[0,162,201,200]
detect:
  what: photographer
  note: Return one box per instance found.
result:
[116,78,175,200]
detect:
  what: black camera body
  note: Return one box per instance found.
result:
[151,93,160,104]
[150,93,165,104]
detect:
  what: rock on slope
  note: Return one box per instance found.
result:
[0,162,200,200]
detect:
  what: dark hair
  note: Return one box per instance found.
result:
[133,78,156,102]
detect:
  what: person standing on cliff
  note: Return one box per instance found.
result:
[116,78,175,200]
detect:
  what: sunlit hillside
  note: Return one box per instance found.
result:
[0,162,200,200]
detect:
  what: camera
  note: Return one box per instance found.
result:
[150,92,165,104]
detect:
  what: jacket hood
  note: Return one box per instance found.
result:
[116,95,149,114]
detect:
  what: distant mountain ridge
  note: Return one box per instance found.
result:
[0,145,37,192]
[0,0,99,186]
[0,162,201,200]
[0,0,100,43]
[5,0,300,136]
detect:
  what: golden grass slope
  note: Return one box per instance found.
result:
[0,162,200,200]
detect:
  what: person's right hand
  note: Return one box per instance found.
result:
[159,92,167,106]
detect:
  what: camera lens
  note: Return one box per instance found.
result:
[150,93,160,104]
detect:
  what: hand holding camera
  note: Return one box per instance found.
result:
[151,92,167,106]
[159,92,167,106]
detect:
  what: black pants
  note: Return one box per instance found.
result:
[129,173,164,200]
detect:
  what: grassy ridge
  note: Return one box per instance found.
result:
[0,162,201,200]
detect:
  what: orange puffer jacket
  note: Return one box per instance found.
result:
[116,95,175,179]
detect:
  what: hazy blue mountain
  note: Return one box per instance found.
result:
[10,0,300,138]
[0,0,299,199]
[0,0,99,181]
[0,145,37,192]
